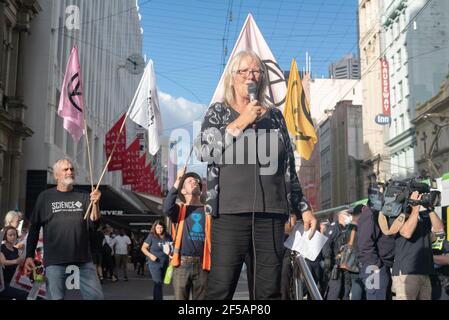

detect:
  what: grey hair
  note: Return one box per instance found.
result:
[53,157,75,175]
[4,210,21,227]
[223,50,268,107]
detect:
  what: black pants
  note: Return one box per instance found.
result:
[205,213,287,300]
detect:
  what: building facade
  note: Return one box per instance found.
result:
[382,0,449,179]
[0,0,41,218]
[358,0,390,193]
[328,53,361,80]
[413,73,449,177]
[19,0,144,217]
[330,100,364,207]
[319,117,331,210]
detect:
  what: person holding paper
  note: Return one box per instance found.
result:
[197,50,317,300]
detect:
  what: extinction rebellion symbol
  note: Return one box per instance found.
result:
[68,72,82,113]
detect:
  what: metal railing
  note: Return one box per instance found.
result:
[290,251,323,300]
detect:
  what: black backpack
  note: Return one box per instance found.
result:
[102,241,112,256]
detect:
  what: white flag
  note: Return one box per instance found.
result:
[127,59,163,155]
[210,13,287,112]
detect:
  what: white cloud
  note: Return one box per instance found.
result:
[158,90,207,175]
[158,90,206,136]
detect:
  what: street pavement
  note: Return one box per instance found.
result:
[64,264,250,300]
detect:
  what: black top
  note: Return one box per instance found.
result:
[144,234,173,265]
[321,222,341,266]
[392,214,434,276]
[219,108,287,214]
[90,229,105,254]
[357,207,395,268]
[26,188,94,266]
[197,102,311,218]
[1,244,19,285]
[435,240,449,277]
[162,188,205,257]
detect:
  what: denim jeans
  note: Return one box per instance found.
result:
[147,261,168,300]
[172,258,208,300]
[45,262,104,300]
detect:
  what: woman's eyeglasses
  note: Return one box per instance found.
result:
[235,68,263,77]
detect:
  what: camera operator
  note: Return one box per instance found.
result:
[392,191,445,300]
[357,190,395,300]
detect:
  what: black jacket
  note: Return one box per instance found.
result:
[357,206,395,268]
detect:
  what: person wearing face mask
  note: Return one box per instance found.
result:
[325,206,364,300]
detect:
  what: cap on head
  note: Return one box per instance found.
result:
[347,204,365,216]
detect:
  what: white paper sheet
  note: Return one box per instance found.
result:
[283,223,328,261]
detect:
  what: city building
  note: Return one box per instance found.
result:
[358,0,390,192]
[328,53,361,80]
[17,0,159,231]
[413,73,449,177]
[0,0,41,219]
[319,100,364,209]
[298,78,363,210]
[381,0,449,178]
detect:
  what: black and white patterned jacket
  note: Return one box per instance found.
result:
[195,102,311,218]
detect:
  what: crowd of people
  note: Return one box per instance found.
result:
[278,190,449,301]
[1,50,448,301]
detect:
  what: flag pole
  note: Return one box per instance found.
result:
[184,145,194,169]
[83,112,129,220]
[83,111,94,190]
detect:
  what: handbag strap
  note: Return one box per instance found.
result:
[347,228,356,247]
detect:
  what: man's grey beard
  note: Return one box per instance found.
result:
[60,177,75,187]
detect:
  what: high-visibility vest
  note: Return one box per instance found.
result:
[171,204,211,271]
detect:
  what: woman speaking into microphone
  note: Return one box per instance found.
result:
[197,50,317,300]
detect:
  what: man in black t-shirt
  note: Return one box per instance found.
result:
[24,158,103,300]
[392,191,445,300]
[162,167,208,300]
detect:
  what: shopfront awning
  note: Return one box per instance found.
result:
[49,184,164,234]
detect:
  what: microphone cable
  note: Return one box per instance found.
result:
[251,122,258,300]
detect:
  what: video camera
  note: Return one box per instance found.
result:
[368,178,441,218]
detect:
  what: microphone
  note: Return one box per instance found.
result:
[248,83,259,130]
[248,83,258,102]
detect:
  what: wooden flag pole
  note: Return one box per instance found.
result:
[184,145,194,168]
[83,111,94,190]
[84,112,129,220]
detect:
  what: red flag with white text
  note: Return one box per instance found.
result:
[105,114,126,171]
[122,138,140,185]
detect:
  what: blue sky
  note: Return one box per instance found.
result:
[137,0,358,169]
[139,0,359,108]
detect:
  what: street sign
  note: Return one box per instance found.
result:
[375,114,391,125]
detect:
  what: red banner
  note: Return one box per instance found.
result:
[141,164,151,194]
[105,114,126,171]
[150,167,162,196]
[381,58,391,116]
[122,138,140,185]
[132,154,146,192]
